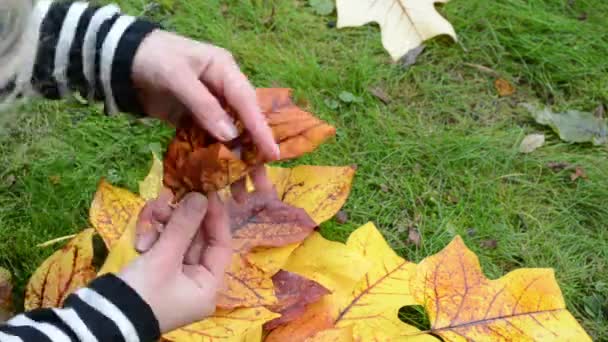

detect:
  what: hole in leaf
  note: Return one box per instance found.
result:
[399,305,430,330]
[91,234,108,271]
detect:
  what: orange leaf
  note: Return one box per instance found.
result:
[163,88,335,197]
[264,270,330,330]
[217,254,277,309]
[229,191,317,253]
[265,299,335,342]
[25,229,97,310]
[494,79,515,97]
[408,236,591,341]
[89,180,144,248]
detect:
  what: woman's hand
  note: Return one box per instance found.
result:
[118,191,232,333]
[132,30,277,199]
[132,30,279,161]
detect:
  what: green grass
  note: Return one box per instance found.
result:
[1,0,608,339]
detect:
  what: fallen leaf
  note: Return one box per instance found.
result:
[409,236,591,341]
[400,44,425,69]
[245,244,300,275]
[2,174,16,188]
[164,88,336,197]
[25,229,97,310]
[334,210,348,224]
[0,268,13,321]
[305,327,354,342]
[138,153,164,201]
[282,232,372,294]
[217,254,277,309]
[480,239,498,249]
[338,91,362,104]
[264,270,330,330]
[522,103,608,145]
[275,223,421,341]
[97,216,139,276]
[408,227,421,247]
[368,86,391,104]
[309,0,335,15]
[49,175,61,185]
[546,161,572,172]
[495,79,515,97]
[229,191,317,254]
[336,0,457,61]
[266,165,356,225]
[380,183,390,192]
[89,179,145,248]
[519,133,545,153]
[163,307,279,342]
[570,166,588,182]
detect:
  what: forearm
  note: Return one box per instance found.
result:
[10,1,159,116]
[0,274,160,342]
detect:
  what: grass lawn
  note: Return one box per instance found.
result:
[1,0,607,339]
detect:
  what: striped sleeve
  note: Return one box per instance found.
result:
[24,1,160,116]
[0,274,160,342]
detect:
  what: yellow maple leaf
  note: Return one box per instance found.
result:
[245,244,300,275]
[406,236,592,341]
[89,179,145,248]
[336,0,457,61]
[163,307,279,342]
[268,223,424,341]
[97,216,139,276]
[217,254,277,309]
[139,153,164,201]
[266,165,356,225]
[24,229,97,310]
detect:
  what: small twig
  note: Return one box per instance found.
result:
[37,234,77,248]
[463,63,500,77]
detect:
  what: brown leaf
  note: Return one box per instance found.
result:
[368,86,391,104]
[264,270,330,330]
[407,227,421,247]
[494,78,515,97]
[229,191,317,254]
[480,239,498,249]
[163,88,336,198]
[571,166,588,181]
[334,210,348,224]
[546,161,572,172]
[0,268,13,321]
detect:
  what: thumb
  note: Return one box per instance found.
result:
[151,192,208,260]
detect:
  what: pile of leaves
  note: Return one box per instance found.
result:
[22,88,591,340]
[23,156,591,341]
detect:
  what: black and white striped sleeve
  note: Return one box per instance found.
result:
[25,1,160,116]
[0,274,160,342]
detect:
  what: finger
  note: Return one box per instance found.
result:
[184,228,206,265]
[169,72,239,142]
[151,192,208,259]
[200,193,232,278]
[230,178,247,203]
[250,165,274,193]
[135,189,174,252]
[200,56,279,161]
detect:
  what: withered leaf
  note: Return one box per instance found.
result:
[480,239,498,249]
[407,227,421,247]
[0,268,13,321]
[546,161,572,172]
[229,191,317,254]
[264,270,330,330]
[164,88,335,197]
[334,210,348,224]
[495,78,515,97]
[571,166,588,181]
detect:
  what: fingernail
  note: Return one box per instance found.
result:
[136,232,157,252]
[184,193,207,213]
[217,120,239,140]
